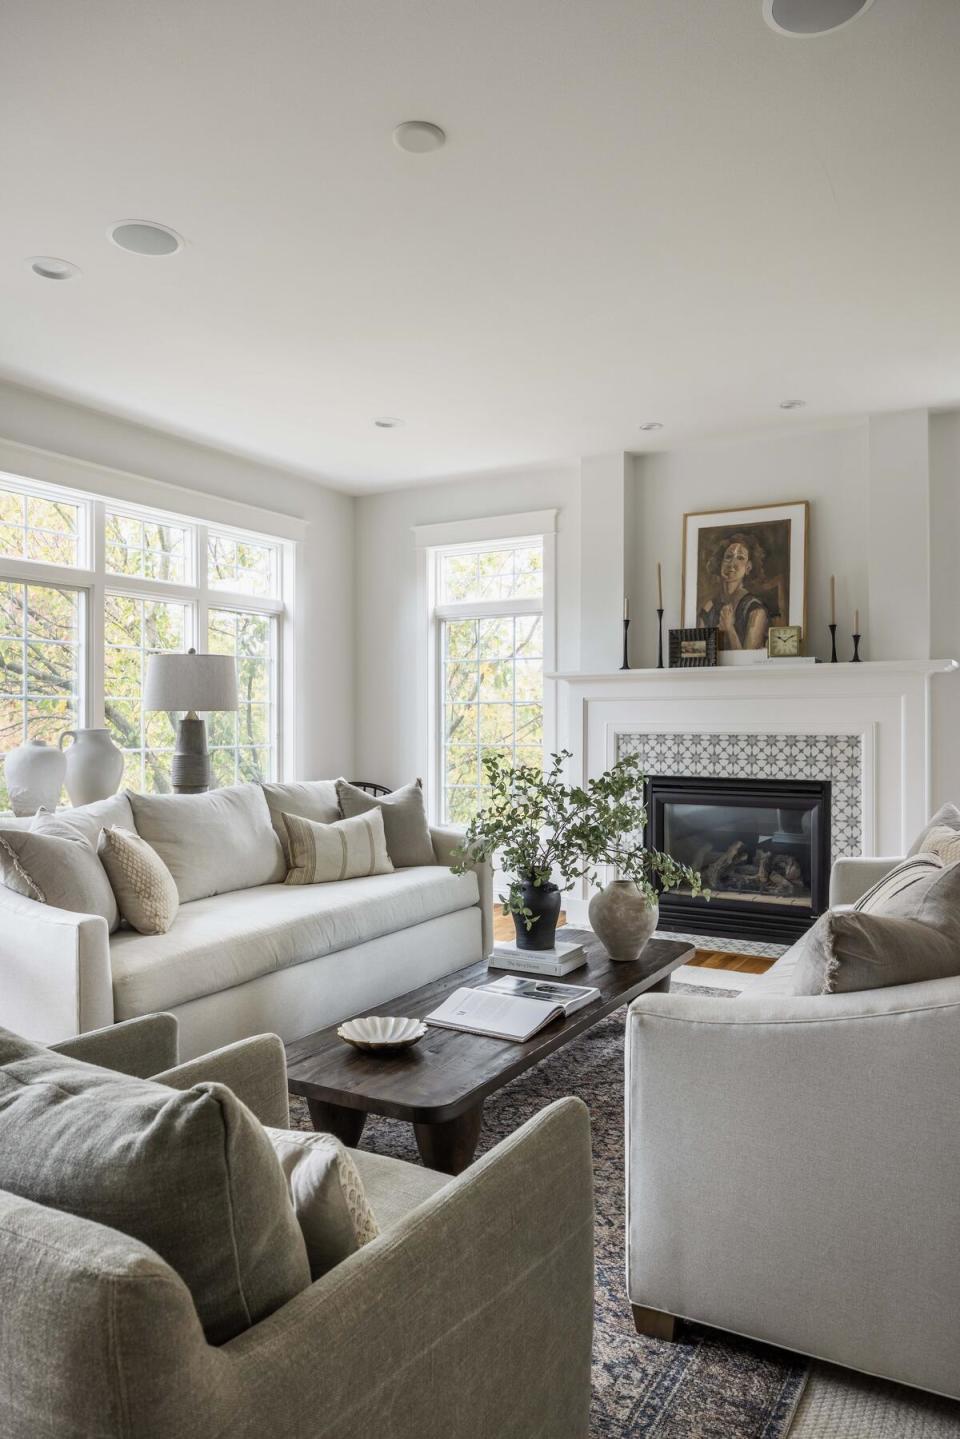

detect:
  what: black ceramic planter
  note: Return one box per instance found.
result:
[513,880,562,951]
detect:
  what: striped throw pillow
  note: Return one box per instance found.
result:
[281,807,394,885]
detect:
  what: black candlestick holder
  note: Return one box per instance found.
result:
[620,617,630,671]
[851,632,862,663]
[657,608,665,669]
[828,623,838,663]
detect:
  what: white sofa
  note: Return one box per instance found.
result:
[0,785,492,1061]
[625,851,960,1400]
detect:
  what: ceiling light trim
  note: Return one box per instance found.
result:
[762,0,876,38]
[28,257,80,281]
[108,219,184,257]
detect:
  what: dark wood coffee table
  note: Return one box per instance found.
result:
[285,930,693,1174]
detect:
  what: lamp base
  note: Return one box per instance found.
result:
[172,716,210,794]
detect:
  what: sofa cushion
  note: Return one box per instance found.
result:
[127,783,285,903]
[100,826,180,934]
[110,865,481,1019]
[0,1029,310,1344]
[264,1127,379,1279]
[908,801,960,857]
[337,778,435,868]
[283,808,394,885]
[0,823,119,931]
[261,780,340,860]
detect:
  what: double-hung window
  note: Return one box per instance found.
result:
[0,472,288,808]
[433,538,544,825]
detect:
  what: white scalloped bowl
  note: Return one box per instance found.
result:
[337,1016,427,1053]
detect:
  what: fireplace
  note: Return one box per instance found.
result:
[646,776,832,944]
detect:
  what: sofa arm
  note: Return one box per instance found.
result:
[431,824,494,957]
[0,888,112,1043]
[214,1097,593,1439]
[51,1013,179,1077]
[153,1034,291,1128]
[829,855,901,906]
[625,982,960,1397]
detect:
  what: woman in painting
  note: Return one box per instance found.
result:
[697,531,770,650]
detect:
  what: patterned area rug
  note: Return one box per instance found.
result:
[289,987,808,1438]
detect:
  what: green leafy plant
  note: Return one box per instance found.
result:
[451,749,707,929]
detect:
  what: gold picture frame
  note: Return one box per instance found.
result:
[681,500,809,658]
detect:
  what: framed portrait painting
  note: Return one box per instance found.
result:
[681,501,808,661]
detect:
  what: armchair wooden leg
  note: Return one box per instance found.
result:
[631,1304,678,1341]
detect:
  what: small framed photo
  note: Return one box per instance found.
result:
[669,626,718,668]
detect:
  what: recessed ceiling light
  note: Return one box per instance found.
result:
[28,256,80,281]
[779,399,807,410]
[763,0,875,37]
[393,121,446,154]
[374,417,404,429]
[639,421,664,431]
[108,220,184,256]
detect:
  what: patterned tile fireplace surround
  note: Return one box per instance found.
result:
[551,661,954,945]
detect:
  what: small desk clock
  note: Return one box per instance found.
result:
[767,624,802,658]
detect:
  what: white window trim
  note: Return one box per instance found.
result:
[0,467,297,785]
[414,511,558,827]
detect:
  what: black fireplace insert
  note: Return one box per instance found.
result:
[646,775,832,945]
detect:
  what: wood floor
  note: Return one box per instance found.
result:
[491,912,774,974]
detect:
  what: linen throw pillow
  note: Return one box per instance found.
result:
[852,852,945,913]
[0,1028,310,1345]
[282,808,394,885]
[791,855,960,994]
[0,824,119,931]
[264,1127,379,1279]
[336,778,435,868]
[100,826,179,935]
[907,801,960,857]
[260,780,341,862]
[914,824,960,866]
[127,782,285,903]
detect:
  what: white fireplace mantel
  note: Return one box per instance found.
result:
[550,659,958,861]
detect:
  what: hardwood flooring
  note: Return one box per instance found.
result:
[490,912,774,974]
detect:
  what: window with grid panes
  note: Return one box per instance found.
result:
[436,539,543,825]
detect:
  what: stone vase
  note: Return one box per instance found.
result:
[513,879,562,951]
[588,880,659,962]
[4,739,66,816]
[59,728,125,806]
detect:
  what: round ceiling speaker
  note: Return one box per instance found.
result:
[393,121,446,154]
[763,0,875,36]
[28,256,80,280]
[108,220,183,256]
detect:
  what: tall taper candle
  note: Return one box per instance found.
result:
[830,575,836,625]
[623,595,629,621]
[657,562,663,609]
[855,608,859,633]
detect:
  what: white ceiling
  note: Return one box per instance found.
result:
[1,0,958,493]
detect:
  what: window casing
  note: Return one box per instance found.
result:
[0,472,290,807]
[432,537,545,826]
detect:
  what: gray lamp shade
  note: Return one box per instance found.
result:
[143,649,239,714]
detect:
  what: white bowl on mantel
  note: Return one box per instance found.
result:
[337,1016,427,1053]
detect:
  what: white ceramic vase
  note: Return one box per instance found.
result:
[588,880,659,962]
[4,739,67,816]
[59,728,125,806]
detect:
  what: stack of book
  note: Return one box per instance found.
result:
[487,936,588,977]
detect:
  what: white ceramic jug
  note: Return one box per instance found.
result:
[4,739,67,816]
[59,728,125,806]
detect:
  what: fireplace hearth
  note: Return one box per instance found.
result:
[646,776,831,944]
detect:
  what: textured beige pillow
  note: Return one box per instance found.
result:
[264,1127,379,1279]
[100,826,179,935]
[282,808,394,885]
[0,825,119,931]
[336,778,435,868]
[908,801,960,857]
[915,824,960,865]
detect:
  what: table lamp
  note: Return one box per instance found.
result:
[143,648,238,794]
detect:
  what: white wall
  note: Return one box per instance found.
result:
[354,463,581,788]
[630,422,871,667]
[0,380,355,779]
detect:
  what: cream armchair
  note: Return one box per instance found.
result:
[1,1015,594,1439]
[625,858,960,1401]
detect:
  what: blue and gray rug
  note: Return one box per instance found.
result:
[290,988,807,1438]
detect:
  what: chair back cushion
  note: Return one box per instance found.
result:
[337,777,435,868]
[0,1028,310,1343]
[127,782,285,902]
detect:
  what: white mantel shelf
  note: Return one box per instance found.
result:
[549,660,958,681]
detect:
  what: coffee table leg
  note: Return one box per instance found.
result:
[413,1104,483,1175]
[307,1099,366,1148]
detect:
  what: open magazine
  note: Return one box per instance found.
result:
[425,979,601,1043]
[480,975,600,1016]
